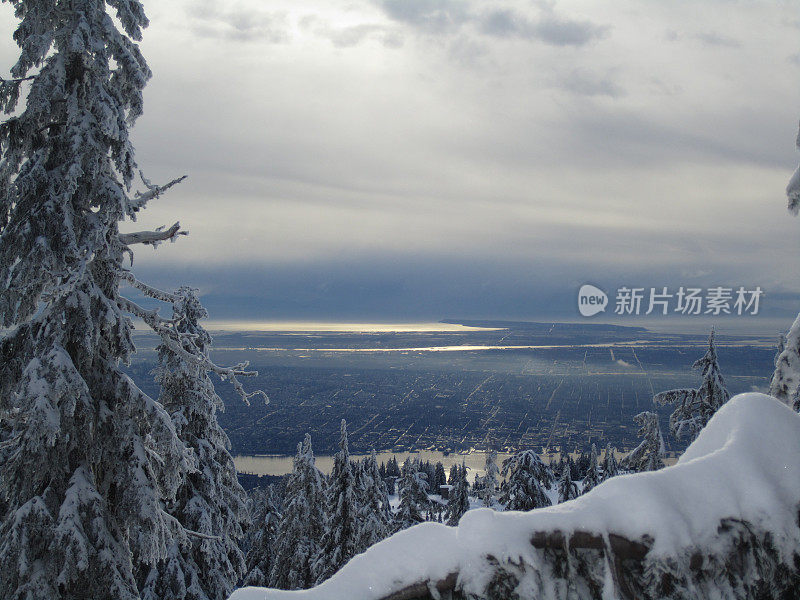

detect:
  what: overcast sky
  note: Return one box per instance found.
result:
[2,0,799,325]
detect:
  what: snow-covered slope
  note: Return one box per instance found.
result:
[231,393,800,600]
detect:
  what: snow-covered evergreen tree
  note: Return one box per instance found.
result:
[786,120,800,214]
[771,315,800,406]
[601,443,619,480]
[769,125,800,405]
[140,288,248,600]
[448,463,459,485]
[480,449,500,508]
[771,125,800,406]
[557,461,579,503]
[242,486,280,588]
[654,328,729,441]
[446,463,470,526]
[313,420,360,584]
[433,462,447,490]
[499,450,553,511]
[580,444,601,495]
[394,457,429,531]
[567,454,580,481]
[0,4,260,599]
[268,434,324,590]
[386,456,400,478]
[356,450,391,552]
[622,412,666,472]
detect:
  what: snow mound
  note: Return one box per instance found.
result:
[230,394,800,600]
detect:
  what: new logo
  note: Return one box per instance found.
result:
[578,284,608,317]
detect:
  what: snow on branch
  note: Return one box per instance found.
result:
[129,173,188,212]
[118,296,268,406]
[119,271,176,303]
[119,221,187,247]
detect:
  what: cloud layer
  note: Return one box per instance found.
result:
[1,0,798,323]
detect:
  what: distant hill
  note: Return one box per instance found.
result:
[441,319,649,334]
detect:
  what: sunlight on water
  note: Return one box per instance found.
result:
[202,321,502,333]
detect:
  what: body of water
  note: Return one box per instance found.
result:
[233,448,652,480]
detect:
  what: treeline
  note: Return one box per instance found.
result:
[242,422,628,591]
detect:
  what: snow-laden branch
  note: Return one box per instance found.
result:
[183,529,222,542]
[119,221,187,247]
[0,75,35,83]
[119,296,268,406]
[130,173,188,212]
[119,271,176,303]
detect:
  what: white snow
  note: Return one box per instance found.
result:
[230,393,800,600]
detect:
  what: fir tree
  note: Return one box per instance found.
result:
[786,120,800,214]
[394,457,429,531]
[313,420,360,584]
[385,456,400,477]
[581,444,601,495]
[575,449,590,480]
[356,450,391,552]
[0,4,259,599]
[499,450,553,511]
[445,463,470,526]
[242,486,280,589]
[568,455,580,481]
[771,316,800,407]
[601,443,619,481]
[480,449,500,508]
[448,462,459,485]
[622,412,666,473]
[433,462,447,490]
[655,328,729,441]
[269,434,324,590]
[771,128,800,404]
[140,289,249,600]
[557,462,579,503]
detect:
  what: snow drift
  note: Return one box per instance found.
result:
[231,393,800,600]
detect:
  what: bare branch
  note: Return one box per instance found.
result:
[119,221,187,246]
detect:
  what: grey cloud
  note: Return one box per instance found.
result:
[377,0,471,33]
[528,14,609,46]
[304,19,405,49]
[374,1,608,48]
[477,9,524,37]
[187,1,290,43]
[561,70,624,98]
[665,29,741,48]
[694,31,741,48]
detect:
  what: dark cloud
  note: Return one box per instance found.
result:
[129,255,800,325]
